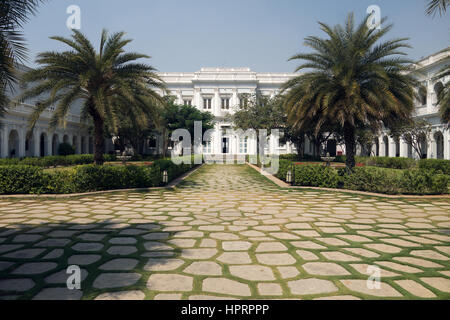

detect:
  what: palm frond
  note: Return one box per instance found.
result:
[426,0,450,17]
[19,28,167,164]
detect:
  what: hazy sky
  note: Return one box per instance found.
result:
[22,0,449,73]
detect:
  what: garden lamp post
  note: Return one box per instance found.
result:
[286,162,295,186]
[163,170,169,185]
[286,170,292,184]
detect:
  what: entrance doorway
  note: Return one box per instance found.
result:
[222,138,229,154]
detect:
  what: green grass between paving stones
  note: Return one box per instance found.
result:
[0,165,449,300]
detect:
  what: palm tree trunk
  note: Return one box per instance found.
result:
[93,114,105,165]
[344,123,356,170]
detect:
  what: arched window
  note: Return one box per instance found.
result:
[434,131,444,159]
[8,130,19,158]
[418,86,427,106]
[434,82,444,101]
[395,137,400,157]
[40,133,48,157]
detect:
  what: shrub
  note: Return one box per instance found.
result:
[0,161,194,195]
[431,174,449,194]
[0,158,20,166]
[0,154,118,168]
[45,170,77,194]
[274,160,448,195]
[275,160,293,181]
[401,169,448,194]
[58,143,76,156]
[419,159,450,175]
[341,167,403,194]
[153,159,192,182]
[279,154,300,161]
[334,156,416,169]
[375,157,415,169]
[340,167,448,195]
[71,165,164,192]
[294,165,341,188]
[0,166,48,194]
[334,155,346,163]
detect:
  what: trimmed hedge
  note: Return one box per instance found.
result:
[294,165,341,188]
[419,159,450,175]
[276,161,340,188]
[0,166,49,194]
[340,167,402,194]
[341,167,448,195]
[364,157,416,169]
[336,156,416,169]
[275,160,292,182]
[0,161,194,195]
[0,154,117,168]
[153,159,192,182]
[274,163,448,195]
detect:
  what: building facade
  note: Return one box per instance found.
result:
[0,69,92,159]
[371,48,449,160]
[0,49,448,159]
[155,67,297,156]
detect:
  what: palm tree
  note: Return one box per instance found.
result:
[426,0,449,16]
[282,13,417,170]
[18,29,166,165]
[0,0,46,116]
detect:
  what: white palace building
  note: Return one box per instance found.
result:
[0,48,449,160]
[155,67,297,156]
[372,48,450,160]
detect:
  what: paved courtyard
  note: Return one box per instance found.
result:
[0,164,449,300]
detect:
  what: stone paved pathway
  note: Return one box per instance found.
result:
[0,165,449,300]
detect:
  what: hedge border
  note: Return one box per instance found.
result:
[0,164,203,199]
[246,162,450,199]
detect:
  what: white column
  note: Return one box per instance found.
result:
[251,135,257,155]
[388,137,396,158]
[47,132,53,156]
[232,88,238,109]
[0,126,8,158]
[399,138,408,158]
[214,89,220,116]
[380,139,386,157]
[371,143,377,157]
[427,135,435,159]
[444,130,450,160]
[34,129,41,157]
[77,134,82,154]
[194,88,201,109]
[176,90,182,105]
[356,144,362,156]
[426,80,433,114]
[18,127,26,158]
[215,124,221,154]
